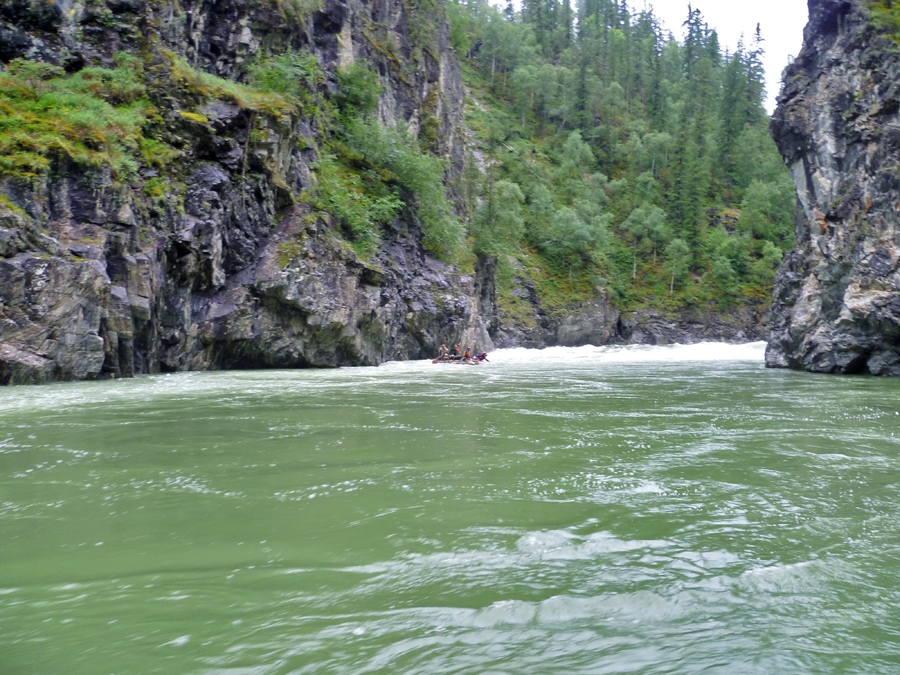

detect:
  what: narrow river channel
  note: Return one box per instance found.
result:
[2,343,899,674]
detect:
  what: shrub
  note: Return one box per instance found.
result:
[312,154,402,254]
[737,177,796,246]
[248,49,322,104]
[868,1,900,41]
[472,179,525,255]
[334,65,382,116]
[663,238,691,293]
[342,118,463,258]
[541,207,597,272]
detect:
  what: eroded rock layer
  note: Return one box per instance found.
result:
[767,0,900,374]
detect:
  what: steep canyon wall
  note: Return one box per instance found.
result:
[768,0,900,374]
[0,0,498,384]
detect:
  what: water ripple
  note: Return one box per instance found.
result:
[3,343,900,674]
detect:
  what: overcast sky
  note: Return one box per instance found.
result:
[639,0,809,113]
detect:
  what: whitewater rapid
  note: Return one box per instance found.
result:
[485,341,766,365]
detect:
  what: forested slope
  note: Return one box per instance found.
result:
[446,0,796,343]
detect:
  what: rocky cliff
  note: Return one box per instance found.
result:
[0,0,497,384]
[768,0,900,374]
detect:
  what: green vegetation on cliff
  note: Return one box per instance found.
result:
[311,63,464,258]
[0,54,153,177]
[0,44,462,259]
[866,0,900,41]
[448,0,795,314]
[0,50,302,179]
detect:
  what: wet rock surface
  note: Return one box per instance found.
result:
[767,0,900,375]
[491,271,766,350]
[614,306,768,347]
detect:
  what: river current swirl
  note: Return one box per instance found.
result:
[1,342,899,674]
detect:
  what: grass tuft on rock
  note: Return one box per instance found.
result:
[166,53,297,118]
[0,54,155,178]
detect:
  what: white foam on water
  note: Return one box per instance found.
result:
[162,634,190,647]
[0,342,766,415]
[488,341,767,366]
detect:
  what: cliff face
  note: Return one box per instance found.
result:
[0,0,495,384]
[768,0,900,374]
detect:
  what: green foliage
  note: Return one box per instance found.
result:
[341,118,463,258]
[450,0,796,313]
[757,240,784,275]
[663,238,691,293]
[276,241,303,268]
[167,54,295,117]
[312,154,402,255]
[287,51,460,260]
[733,123,791,193]
[142,177,169,199]
[738,177,796,245]
[6,59,65,96]
[867,1,900,41]
[557,130,595,202]
[0,193,26,217]
[0,49,304,181]
[559,129,594,174]
[0,0,797,319]
[0,54,155,178]
[541,206,606,274]
[710,250,740,303]
[178,110,209,124]
[473,179,525,254]
[334,65,382,116]
[524,183,556,244]
[139,136,181,168]
[248,49,323,104]
[446,0,473,55]
[704,226,752,304]
[405,0,443,60]
[622,204,668,255]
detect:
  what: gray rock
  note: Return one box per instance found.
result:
[0,344,55,385]
[0,0,493,384]
[767,0,900,374]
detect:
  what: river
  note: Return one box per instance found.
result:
[2,342,899,674]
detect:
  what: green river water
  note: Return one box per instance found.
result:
[2,342,900,674]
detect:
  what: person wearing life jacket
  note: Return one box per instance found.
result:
[438,343,448,360]
[451,343,461,360]
[463,346,472,361]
